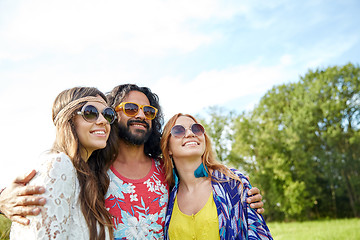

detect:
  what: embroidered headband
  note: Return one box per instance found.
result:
[53,96,108,126]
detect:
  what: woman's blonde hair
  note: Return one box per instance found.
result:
[160,113,242,187]
[51,87,118,240]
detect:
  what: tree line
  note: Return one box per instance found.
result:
[198,63,360,221]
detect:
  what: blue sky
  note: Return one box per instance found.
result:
[0,0,359,185]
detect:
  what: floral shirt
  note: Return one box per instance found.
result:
[105,158,169,240]
[164,169,273,240]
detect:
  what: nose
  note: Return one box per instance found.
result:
[135,107,147,120]
[184,128,195,137]
[96,113,108,125]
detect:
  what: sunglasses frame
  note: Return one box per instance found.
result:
[77,104,117,124]
[115,102,158,120]
[170,123,205,138]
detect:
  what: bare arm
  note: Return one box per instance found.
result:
[0,170,46,225]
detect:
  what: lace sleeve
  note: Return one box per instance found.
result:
[10,152,78,239]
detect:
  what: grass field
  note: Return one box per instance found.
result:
[268,218,360,240]
[1,215,359,239]
[0,215,10,240]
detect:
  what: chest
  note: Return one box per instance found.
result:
[113,160,153,179]
[176,181,213,215]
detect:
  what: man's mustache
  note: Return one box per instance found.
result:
[127,119,150,129]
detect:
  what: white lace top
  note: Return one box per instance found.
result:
[10,152,110,240]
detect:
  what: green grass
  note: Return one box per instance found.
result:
[1,215,359,239]
[0,215,10,240]
[268,218,360,240]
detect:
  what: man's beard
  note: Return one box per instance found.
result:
[118,119,152,145]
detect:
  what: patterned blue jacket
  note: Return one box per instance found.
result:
[164,169,273,240]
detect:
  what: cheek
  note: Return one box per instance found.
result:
[106,125,111,137]
[116,112,121,121]
[201,138,206,153]
[118,113,128,124]
[74,118,84,138]
[168,139,176,155]
[75,126,86,141]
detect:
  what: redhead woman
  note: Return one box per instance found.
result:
[10,87,118,240]
[161,113,273,240]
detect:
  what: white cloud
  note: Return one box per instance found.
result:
[154,61,293,119]
[280,54,293,66]
[0,0,251,57]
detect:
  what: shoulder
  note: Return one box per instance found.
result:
[153,157,164,167]
[212,167,247,182]
[212,168,252,204]
[30,152,76,186]
[38,152,73,168]
[153,157,166,176]
[41,152,75,176]
[212,168,251,191]
[229,168,251,185]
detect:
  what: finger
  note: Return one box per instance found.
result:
[11,206,42,216]
[18,186,45,196]
[247,194,262,204]
[17,196,46,206]
[257,208,265,214]
[11,215,30,226]
[250,201,264,209]
[13,170,37,185]
[248,187,260,196]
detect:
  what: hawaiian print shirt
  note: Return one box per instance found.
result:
[105,158,169,240]
[164,168,273,240]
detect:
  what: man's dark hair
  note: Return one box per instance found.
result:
[106,84,163,159]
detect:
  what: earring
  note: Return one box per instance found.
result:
[194,162,209,178]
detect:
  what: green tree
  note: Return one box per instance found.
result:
[196,106,235,164]
[230,63,360,220]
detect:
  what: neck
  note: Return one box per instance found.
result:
[174,156,207,191]
[113,139,152,179]
[79,146,93,162]
[115,138,148,164]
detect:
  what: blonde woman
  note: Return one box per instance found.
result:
[161,113,273,240]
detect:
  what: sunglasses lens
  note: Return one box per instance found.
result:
[124,103,139,116]
[83,105,99,122]
[102,108,116,124]
[143,106,157,120]
[191,123,205,136]
[171,125,186,138]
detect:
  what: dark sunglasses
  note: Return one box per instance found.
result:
[77,105,116,124]
[171,123,205,138]
[115,102,158,120]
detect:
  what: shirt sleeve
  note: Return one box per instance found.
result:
[236,171,273,240]
[10,153,77,239]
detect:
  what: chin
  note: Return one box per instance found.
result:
[95,142,107,150]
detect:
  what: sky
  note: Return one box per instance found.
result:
[0,0,359,186]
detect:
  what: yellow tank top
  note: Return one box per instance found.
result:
[168,191,220,240]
